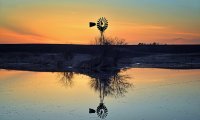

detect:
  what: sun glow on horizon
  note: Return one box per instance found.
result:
[0,0,200,44]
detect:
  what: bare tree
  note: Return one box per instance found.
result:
[92,36,127,45]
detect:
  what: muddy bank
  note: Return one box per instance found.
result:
[0,52,200,72]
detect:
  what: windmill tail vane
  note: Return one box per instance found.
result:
[89,22,96,27]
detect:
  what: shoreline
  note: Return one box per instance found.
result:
[1,44,200,72]
[0,52,200,72]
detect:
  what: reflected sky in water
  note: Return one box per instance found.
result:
[0,68,200,120]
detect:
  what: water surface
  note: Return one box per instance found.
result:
[0,68,200,120]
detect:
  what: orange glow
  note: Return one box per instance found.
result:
[0,71,95,103]
[1,69,200,103]
[0,28,53,44]
[0,1,200,44]
[124,68,200,86]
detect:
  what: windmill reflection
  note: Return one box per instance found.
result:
[58,69,133,119]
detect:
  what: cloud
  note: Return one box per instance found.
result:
[175,32,200,37]
[0,27,57,44]
[0,23,42,37]
[115,22,167,30]
[0,18,45,38]
[166,38,200,44]
[0,20,50,44]
[134,25,166,30]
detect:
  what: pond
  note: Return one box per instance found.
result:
[0,68,200,120]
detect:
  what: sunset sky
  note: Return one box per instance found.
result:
[0,0,200,44]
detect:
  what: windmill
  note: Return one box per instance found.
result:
[89,17,108,45]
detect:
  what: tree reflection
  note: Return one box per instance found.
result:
[89,70,132,98]
[58,72,74,87]
[58,69,133,119]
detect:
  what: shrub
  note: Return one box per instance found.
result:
[92,37,127,45]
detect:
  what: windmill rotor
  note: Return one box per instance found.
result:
[97,17,108,32]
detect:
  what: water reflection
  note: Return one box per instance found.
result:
[1,69,200,120]
[58,69,133,119]
[58,72,74,87]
